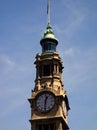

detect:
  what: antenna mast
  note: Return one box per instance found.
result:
[47,0,50,24]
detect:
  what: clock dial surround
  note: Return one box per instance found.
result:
[35,91,55,113]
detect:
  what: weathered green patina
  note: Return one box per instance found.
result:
[41,23,58,42]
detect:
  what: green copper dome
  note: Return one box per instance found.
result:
[40,23,58,53]
[41,23,58,42]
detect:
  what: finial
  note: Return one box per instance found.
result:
[47,0,50,24]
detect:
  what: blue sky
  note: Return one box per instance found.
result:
[0,0,97,130]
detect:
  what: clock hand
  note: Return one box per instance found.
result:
[44,95,48,111]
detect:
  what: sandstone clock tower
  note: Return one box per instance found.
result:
[28,1,70,130]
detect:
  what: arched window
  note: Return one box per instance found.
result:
[43,65,50,76]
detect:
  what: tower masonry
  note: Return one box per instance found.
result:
[28,22,70,130]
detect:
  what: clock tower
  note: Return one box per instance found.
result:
[28,1,70,130]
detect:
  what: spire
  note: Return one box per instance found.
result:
[40,0,58,53]
[47,0,50,24]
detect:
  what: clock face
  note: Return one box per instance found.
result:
[36,91,55,112]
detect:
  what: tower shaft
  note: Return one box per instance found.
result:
[28,1,70,130]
